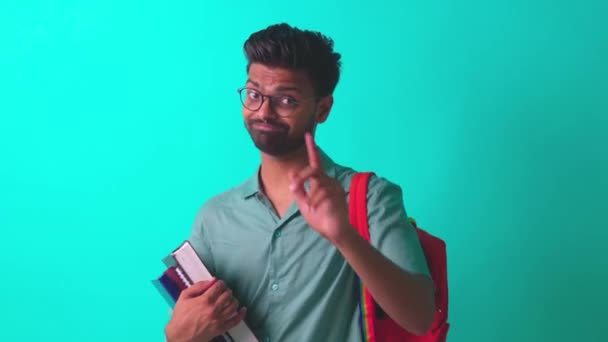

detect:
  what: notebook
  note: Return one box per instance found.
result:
[153,241,258,342]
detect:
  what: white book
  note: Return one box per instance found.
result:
[165,241,258,342]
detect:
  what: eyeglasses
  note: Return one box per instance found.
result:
[237,87,313,117]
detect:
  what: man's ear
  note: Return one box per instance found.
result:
[315,96,333,123]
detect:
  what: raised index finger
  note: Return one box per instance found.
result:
[305,132,322,169]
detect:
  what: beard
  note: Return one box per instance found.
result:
[245,116,316,157]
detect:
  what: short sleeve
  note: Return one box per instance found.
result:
[188,205,216,276]
[366,176,431,278]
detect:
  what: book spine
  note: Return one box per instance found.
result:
[166,266,188,290]
[175,265,193,287]
[159,274,181,302]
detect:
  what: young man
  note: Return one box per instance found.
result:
[165,23,435,342]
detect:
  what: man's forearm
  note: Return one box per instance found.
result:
[333,225,436,335]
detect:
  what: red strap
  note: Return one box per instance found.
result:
[349,172,374,241]
[348,173,360,231]
[349,172,377,342]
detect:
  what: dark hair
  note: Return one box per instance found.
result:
[244,23,342,97]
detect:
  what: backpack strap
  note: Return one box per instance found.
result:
[349,172,377,342]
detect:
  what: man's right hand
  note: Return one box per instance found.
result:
[165,278,247,342]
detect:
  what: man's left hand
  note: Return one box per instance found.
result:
[289,133,352,244]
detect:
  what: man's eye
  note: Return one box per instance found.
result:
[278,96,296,106]
[248,91,261,100]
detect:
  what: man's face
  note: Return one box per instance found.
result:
[242,63,329,157]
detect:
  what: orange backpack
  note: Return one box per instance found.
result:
[349,172,450,342]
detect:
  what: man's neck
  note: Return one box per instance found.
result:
[259,147,310,198]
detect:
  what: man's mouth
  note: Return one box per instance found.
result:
[251,121,288,133]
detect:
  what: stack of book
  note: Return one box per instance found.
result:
[153,240,258,342]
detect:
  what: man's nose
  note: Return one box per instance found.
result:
[257,97,278,120]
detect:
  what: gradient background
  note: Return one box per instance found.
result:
[1,1,606,341]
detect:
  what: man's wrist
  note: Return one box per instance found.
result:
[331,224,361,251]
[164,323,183,342]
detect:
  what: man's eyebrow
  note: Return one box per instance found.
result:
[245,79,302,94]
[275,86,302,94]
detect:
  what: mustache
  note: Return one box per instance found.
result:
[248,118,290,130]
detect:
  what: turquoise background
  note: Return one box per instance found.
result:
[1,1,606,341]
